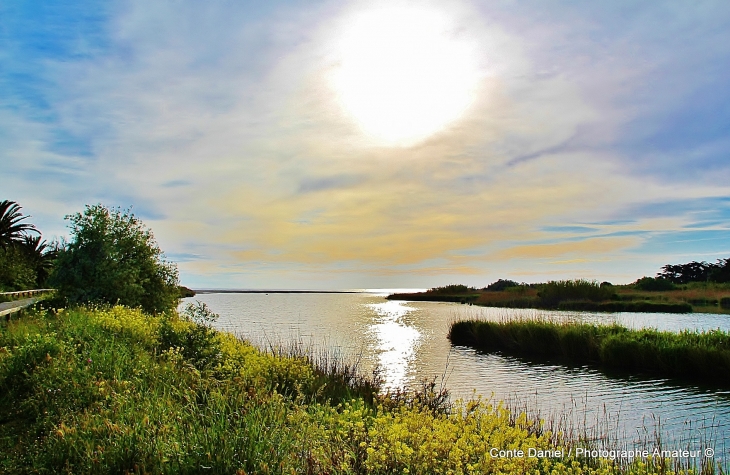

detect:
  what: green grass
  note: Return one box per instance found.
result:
[0,305,380,473]
[1,304,724,474]
[449,319,730,385]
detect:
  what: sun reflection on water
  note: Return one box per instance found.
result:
[367,300,421,389]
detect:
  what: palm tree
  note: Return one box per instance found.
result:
[0,200,38,248]
[19,234,59,285]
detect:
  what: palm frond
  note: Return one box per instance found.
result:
[0,200,39,247]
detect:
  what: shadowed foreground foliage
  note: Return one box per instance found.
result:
[1,305,719,474]
[449,319,730,385]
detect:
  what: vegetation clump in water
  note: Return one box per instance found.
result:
[449,318,730,386]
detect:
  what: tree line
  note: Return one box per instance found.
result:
[0,200,180,313]
[657,258,730,284]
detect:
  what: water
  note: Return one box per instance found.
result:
[183,290,730,458]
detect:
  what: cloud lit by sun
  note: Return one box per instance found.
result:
[4,0,730,289]
[328,5,482,147]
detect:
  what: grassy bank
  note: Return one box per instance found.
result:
[2,305,718,473]
[387,280,730,313]
[449,319,730,386]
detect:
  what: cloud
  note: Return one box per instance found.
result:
[162,179,193,188]
[542,226,598,234]
[296,174,365,194]
[491,237,640,261]
[2,0,730,287]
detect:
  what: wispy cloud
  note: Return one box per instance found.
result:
[2,0,729,288]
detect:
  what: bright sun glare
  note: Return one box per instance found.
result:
[330,5,480,147]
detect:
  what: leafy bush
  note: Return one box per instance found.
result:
[426,284,475,294]
[177,285,196,298]
[485,279,520,291]
[711,258,730,283]
[159,301,221,370]
[0,245,37,291]
[50,204,180,314]
[634,276,676,291]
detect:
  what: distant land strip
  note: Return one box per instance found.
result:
[193,289,364,294]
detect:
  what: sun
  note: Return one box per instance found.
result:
[329,5,480,147]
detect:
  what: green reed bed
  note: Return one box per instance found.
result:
[1,304,724,474]
[390,280,697,312]
[449,319,730,385]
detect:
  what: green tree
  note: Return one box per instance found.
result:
[0,246,37,291]
[0,200,43,291]
[50,204,180,313]
[710,258,730,283]
[19,235,59,286]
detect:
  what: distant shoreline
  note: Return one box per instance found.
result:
[192,289,365,294]
[385,281,730,314]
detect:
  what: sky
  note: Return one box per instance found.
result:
[2,0,730,289]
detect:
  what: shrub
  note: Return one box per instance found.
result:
[49,204,179,314]
[0,245,37,291]
[426,284,475,294]
[711,258,730,283]
[634,276,676,291]
[159,301,221,370]
[485,279,520,291]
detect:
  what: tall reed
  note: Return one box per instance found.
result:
[449,318,730,385]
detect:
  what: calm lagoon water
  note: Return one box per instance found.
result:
[183,290,730,457]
